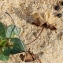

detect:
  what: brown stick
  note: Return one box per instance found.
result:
[5,12,15,24]
[26,27,44,45]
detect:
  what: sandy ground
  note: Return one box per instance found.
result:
[0,0,63,63]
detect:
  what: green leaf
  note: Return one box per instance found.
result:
[0,53,9,61]
[0,47,10,61]
[6,25,14,38]
[0,39,7,47]
[0,22,6,39]
[6,25,21,38]
[9,38,26,54]
[12,26,21,36]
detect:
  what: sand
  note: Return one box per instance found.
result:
[0,0,63,63]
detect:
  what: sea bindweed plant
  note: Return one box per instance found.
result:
[0,22,26,61]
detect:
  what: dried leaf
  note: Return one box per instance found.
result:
[32,12,56,30]
[20,51,36,62]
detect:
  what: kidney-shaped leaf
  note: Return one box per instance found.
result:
[0,47,11,61]
[0,22,6,39]
[6,25,20,38]
[0,52,9,61]
[9,38,26,54]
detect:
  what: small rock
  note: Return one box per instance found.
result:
[54,5,60,10]
[56,13,62,18]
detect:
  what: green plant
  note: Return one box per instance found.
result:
[0,22,26,61]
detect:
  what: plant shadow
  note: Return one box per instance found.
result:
[13,4,36,25]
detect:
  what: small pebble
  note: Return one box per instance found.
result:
[56,13,62,18]
[34,1,35,4]
[54,5,60,10]
[60,1,63,6]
